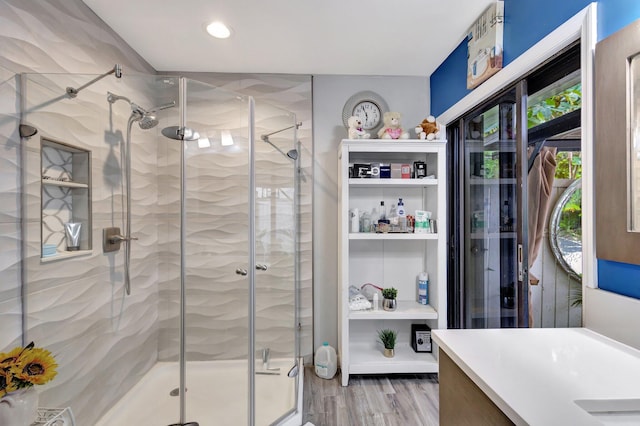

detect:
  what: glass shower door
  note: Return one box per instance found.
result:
[182,79,251,425]
[253,102,298,425]
[463,91,522,328]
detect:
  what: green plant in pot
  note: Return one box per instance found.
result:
[378,329,397,358]
[382,287,397,311]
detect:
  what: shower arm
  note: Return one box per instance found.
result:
[260,122,302,160]
[260,122,302,139]
[66,64,122,98]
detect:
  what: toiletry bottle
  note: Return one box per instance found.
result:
[350,208,359,233]
[362,210,371,233]
[397,198,407,232]
[417,272,429,305]
[371,206,378,232]
[379,201,386,221]
[388,204,398,231]
[372,292,379,311]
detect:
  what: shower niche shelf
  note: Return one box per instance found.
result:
[40,137,92,260]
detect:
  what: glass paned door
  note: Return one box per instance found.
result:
[463,90,521,328]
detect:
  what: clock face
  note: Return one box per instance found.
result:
[353,101,381,130]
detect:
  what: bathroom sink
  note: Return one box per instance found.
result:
[574,398,640,425]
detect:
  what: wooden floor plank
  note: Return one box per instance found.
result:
[302,367,439,426]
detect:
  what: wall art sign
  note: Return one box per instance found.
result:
[467,1,504,89]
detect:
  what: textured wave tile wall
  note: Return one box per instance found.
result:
[20,73,163,425]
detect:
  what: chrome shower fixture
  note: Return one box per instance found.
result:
[261,122,302,161]
[66,64,122,98]
[161,126,201,141]
[107,91,176,130]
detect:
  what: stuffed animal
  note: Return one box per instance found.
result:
[415,116,441,140]
[347,116,370,139]
[377,112,409,139]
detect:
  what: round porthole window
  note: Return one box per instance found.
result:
[548,178,582,281]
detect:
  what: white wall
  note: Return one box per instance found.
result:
[312,75,429,352]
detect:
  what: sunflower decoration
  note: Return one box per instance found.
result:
[0,342,57,397]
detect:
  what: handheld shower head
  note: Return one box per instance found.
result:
[108,92,176,130]
[134,101,175,130]
[138,113,158,130]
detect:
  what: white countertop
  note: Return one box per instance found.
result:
[432,328,640,426]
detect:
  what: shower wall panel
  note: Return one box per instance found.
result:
[21,73,163,425]
[0,1,158,425]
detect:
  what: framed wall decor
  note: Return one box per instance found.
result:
[466,1,504,89]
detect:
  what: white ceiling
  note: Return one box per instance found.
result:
[82,0,495,77]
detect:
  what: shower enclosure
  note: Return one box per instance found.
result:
[16,70,301,425]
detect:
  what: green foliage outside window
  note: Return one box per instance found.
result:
[555,152,582,179]
[527,83,582,129]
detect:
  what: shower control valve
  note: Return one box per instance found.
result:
[103,227,138,253]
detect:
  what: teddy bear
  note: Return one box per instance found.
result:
[377,112,409,139]
[415,116,441,140]
[347,116,370,139]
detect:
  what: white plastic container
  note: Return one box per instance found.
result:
[314,342,337,379]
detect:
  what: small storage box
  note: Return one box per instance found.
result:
[411,324,432,353]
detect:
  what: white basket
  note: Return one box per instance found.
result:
[33,407,75,426]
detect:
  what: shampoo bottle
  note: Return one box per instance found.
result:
[418,272,429,305]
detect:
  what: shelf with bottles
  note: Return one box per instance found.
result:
[349,189,438,236]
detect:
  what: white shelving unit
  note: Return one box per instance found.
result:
[338,139,447,386]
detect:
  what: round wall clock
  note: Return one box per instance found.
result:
[342,91,389,134]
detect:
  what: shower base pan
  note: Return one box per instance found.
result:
[95,359,302,426]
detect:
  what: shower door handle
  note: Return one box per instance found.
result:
[255,264,268,271]
[235,267,248,276]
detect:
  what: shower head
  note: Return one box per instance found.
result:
[161,126,201,141]
[108,92,175,130]
[132,101,176,130]
[137,112,158,129]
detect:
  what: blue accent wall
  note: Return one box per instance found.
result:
[598,0,640,39]
[431,0,589,117]
[431,0,640,299]
[598,260,640,299]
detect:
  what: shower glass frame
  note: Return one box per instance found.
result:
[17,71,300,426]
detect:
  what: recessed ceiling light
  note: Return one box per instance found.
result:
[206,21,231,39]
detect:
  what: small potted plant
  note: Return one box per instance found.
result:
[377,329,397,358]
[381,287,398,311]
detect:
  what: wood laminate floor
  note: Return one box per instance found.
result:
[302,367,439,426]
